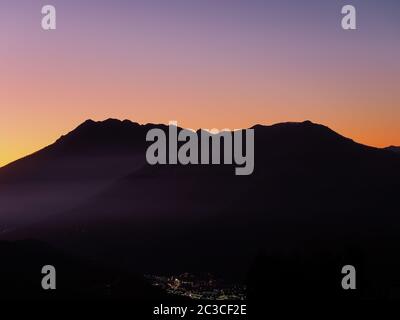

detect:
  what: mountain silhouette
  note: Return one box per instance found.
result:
[1,119,400,300]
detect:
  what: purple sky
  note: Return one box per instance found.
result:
[1,0,400,165]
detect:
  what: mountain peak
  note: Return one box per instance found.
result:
[76,118,138,129]
[252,120,336,134]
[49,118,146,155]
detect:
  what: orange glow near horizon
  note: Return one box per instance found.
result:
[2,48,400,167]
[1,1,399,167]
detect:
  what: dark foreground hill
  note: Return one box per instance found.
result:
[1,119,400,301]
[0,239,168,301]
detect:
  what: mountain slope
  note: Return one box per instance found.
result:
[0,119,154,229]
[1,119,400,278]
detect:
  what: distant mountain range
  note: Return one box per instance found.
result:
[1,119,400,300]
[385,145,400,154]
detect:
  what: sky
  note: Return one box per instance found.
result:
[1,0,400,166]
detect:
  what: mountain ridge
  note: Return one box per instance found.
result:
[1,118,391,172]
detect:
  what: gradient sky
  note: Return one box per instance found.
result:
[1,0,400,166]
